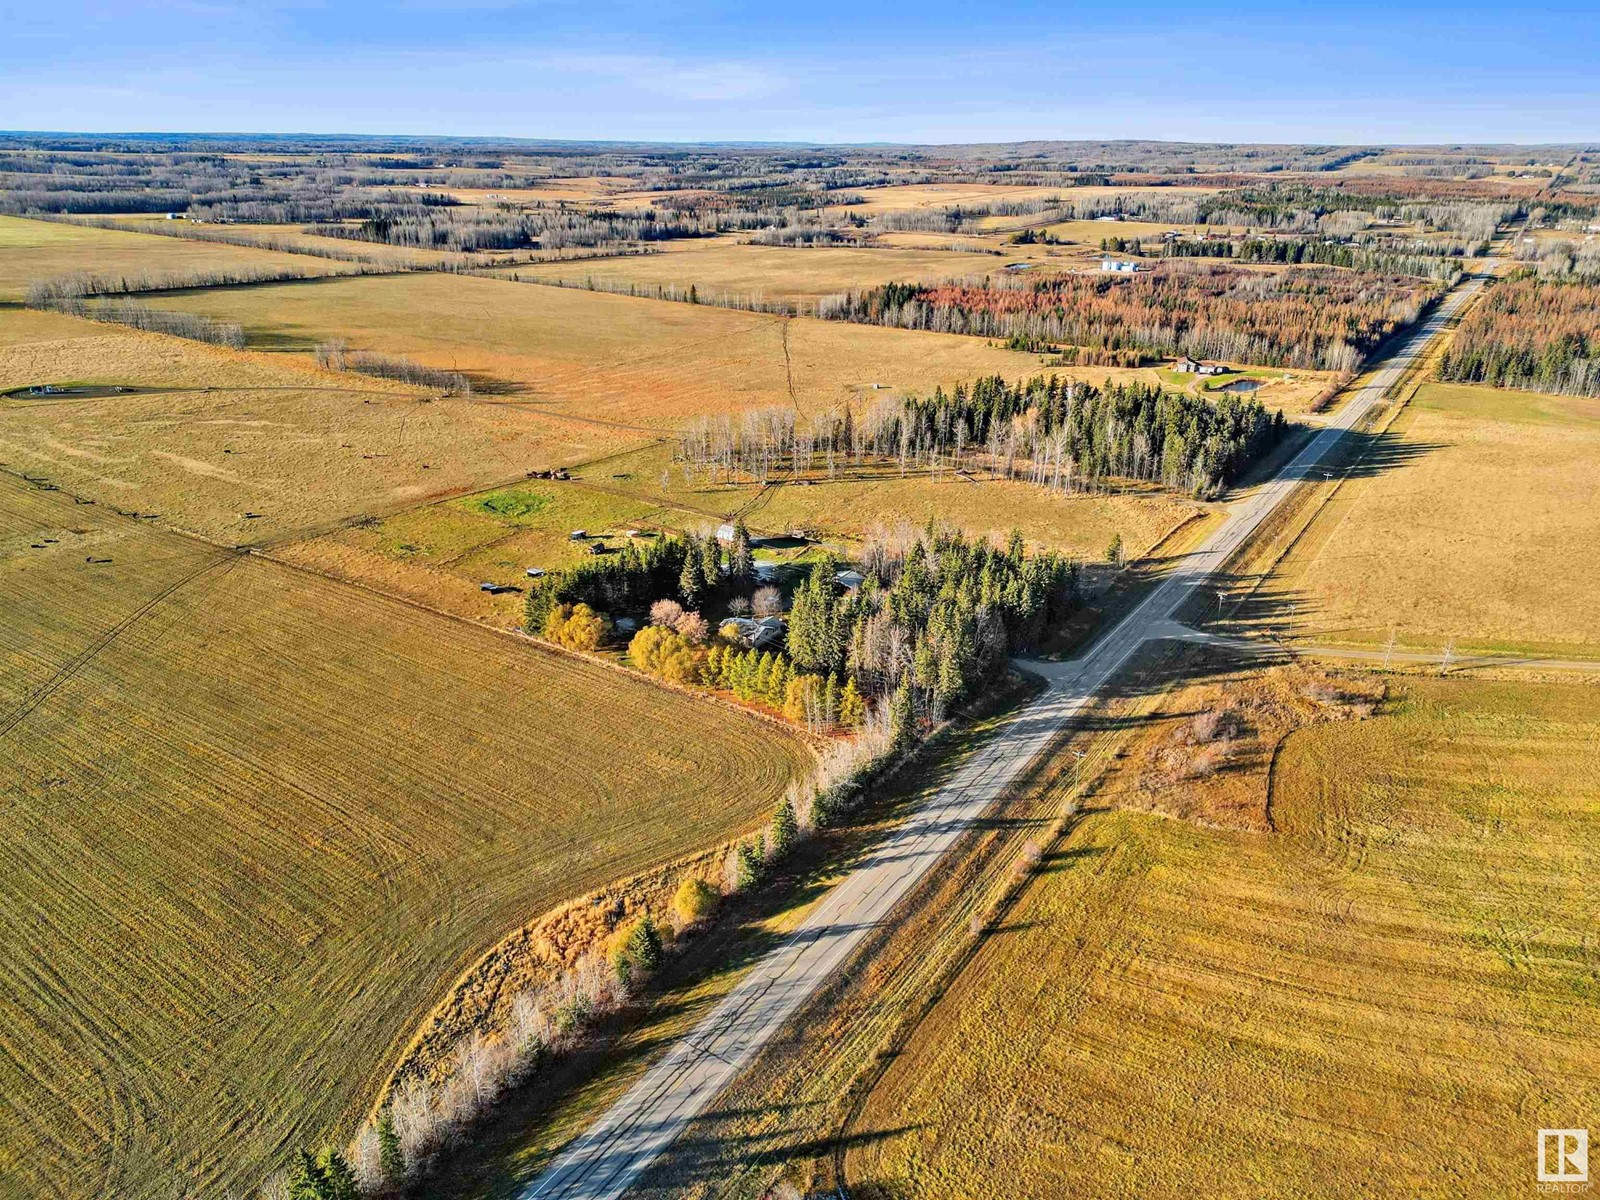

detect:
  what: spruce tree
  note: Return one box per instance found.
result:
[729,522,756,588]
[736,839,765,891]
[839,677,866,728]
[316,1149,360,1200]
[627,914,662,976]
[287,1151,327,1200]
[377,1109,405,1191]
[679,536,705,607]
[770,797,799,860]
[889,679,917,752]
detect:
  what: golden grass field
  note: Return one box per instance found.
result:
[282,436,1206,626]
[0,471,810,1200]
[486,238,1004,305]
[278,480,677,626]
[846,672,1600,1198]
[0,313,628,546]
[137,271,1054,426]
[0,214,344,301]
[1255,381,1600,657]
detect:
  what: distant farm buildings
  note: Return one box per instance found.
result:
[1099,258,1141,274]
[1176,356,1225,376]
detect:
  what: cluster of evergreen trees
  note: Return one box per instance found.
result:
[785,528,1080,715]
[896,375,1286,497]
[679,375,1287,501]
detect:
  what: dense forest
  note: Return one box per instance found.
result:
[818,266,1436,372]
[679,374,1286,499]
[1436,275,1600,396]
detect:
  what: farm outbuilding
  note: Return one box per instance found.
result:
[1100,258,1141,274]
[834,569,866,592]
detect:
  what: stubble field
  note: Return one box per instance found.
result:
[0,473,809,1200]
[845,672,1600,1198]
[1252,381,1600,657]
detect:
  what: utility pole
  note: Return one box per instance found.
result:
[1070,748,1087,809]
[1440,639,1455,676]
[1383,625,1397,672]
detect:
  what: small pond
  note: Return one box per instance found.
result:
[1218,378,1263,394]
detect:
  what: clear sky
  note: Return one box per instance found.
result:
[5,0,1598,145]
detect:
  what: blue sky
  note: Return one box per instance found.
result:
[5,0,1598,144]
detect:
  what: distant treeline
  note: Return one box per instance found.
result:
[817,266,1436,373]
[24,264,337,304]
[313,341,471,394]
[29,298,246,348]
[1436,275,1600,396]
[1148,235,1467,281]
[681,374,1286,499]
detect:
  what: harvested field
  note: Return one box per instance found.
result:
[846,673,1600,1198]
[1252,381,1600,657]
[0,473,810,1200]
[0,213,344,301]
[0,313,628,546]
[484,239,1005,306]
[134,272,1053,426]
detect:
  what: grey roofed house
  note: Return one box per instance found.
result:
[834,569,865,591]
[719,615,785,650]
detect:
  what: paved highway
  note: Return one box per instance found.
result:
[521,271,1490,1200]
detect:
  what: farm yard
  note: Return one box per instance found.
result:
[844,671,1600,1199]
[0,472,809,1200]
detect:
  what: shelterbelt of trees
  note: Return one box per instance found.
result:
[819,265,1437,373]
[1437,274,1600,396]
[1145,235,1469,281]
[679,376,1287,500]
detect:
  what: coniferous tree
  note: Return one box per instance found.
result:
[889,679,917,752]
[377,1109,404,1192]
[729,522,756,589]
[679,536,704,607]
[770,796,798,860]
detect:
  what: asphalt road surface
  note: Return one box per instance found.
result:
[521,272,1490,1200]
